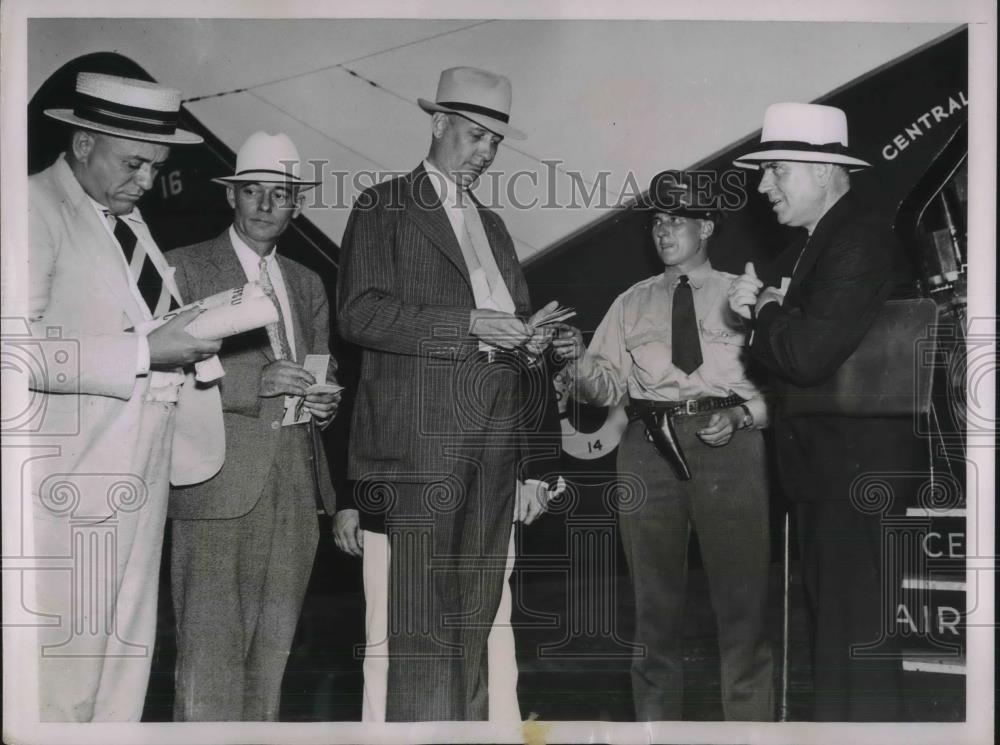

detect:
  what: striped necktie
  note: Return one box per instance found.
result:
[258,256,294,360]
[107,212,177,315]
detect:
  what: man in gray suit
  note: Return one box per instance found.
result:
[167,132,340,721]
[337,67,567,721]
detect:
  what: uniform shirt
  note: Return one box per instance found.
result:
[230,226,298,360]
[575,260,768,428]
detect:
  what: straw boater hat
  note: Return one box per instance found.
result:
[211,131,320,191]
[640,170,724,224]
[733,102,871,171]
[43,72,203,145]
[418,67,526,140]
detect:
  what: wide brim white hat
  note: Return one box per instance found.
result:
[734,102,871,171]
[212,131,319,190]
[418,66,525,140]
[43,72,203,145]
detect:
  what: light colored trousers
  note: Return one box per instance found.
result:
[361,528,520,723]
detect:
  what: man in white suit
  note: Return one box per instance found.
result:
[27,72,223,721]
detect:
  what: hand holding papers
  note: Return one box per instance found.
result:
[528,301,578,329]
[524,301,578,358]
[148,282,279,340]
[282,354,343,426]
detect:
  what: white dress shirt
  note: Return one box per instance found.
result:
[92,196,183,392]
[229,226,298,360]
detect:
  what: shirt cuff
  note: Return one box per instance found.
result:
[136,333,150,375]
[744,396,769,430]
[525,476,566,496]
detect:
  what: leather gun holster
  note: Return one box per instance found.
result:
[636,409,692,481]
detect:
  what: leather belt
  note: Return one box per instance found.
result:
[469,348,539,366]
[626,393,744,420]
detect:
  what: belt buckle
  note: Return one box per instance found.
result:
[685,399,697,416]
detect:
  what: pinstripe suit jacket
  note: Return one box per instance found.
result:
[167,230,336,518]
[337,164,551,484]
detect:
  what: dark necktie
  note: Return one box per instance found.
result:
[672,274,702,375]
[108,213,176,315]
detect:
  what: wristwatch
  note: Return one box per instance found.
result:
[738,403,755,430]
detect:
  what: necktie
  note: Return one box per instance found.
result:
[258,256,294,360]
[672,275,702,375]
[461,199,503,297]
[108,213,177,315]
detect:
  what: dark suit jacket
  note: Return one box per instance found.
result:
[750,193,924,503]
[167,230,336,518]
[337,164,557,485]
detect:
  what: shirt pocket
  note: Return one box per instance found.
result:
[700,325,749,380]
[624,329,671,381]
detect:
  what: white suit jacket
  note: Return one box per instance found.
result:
[27,154,223,516]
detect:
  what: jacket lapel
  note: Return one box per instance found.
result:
[276,255,310,362]
[478,203,530,313]
[405,165,474,293]
[788,193,856,299]
[212,231,276,363]
[53,157,147,329]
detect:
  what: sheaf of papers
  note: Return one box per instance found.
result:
[133,282,279,382]
[151,282,279,340]
[282,353,338,426]
[529,304,577,328]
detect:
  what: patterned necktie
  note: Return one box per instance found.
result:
[672,274,703,375]
[257,256,294,360]
[108,213,177,315]
[461,200,503,296]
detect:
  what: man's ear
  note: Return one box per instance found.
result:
[291,189,305,219]
[812,162,834,186]
[700,219,715,241]
[70,130,95,162]
[430,112,450,140]
[225,184,237,210]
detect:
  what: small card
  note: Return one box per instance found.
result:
[282,354,332,426]
[779,276,791,295]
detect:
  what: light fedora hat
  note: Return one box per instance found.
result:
[212,131,320,190]
[44,72,202,145]
[418,66,526,140]
[734,102,871,171]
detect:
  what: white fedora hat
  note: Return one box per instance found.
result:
[734,102,871,171]
[418,66,525,140]
[211,131,320,190]
[43,72,202,145]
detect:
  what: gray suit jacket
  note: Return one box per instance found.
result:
[167,230,336,518]
[337,164,553,484]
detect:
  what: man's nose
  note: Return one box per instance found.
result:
[757,172,774,193]
[134,165,156,191]
[257,192,274,211]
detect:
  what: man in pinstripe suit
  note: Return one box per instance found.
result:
[336,67,565,722]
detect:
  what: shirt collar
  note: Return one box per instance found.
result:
[229,226,276,264]
[422,158,464,209]
[90,195,145,226]
[664,258,712,289]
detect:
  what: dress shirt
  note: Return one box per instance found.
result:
[91,196,183,391]
[575,260,767,428]
[422,159,516,314]
[230,227,298,360]
[422,160,551,491]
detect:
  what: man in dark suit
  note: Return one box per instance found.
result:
[729,103,924,721]
[336,67,567,722]
[168,132,340,721]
